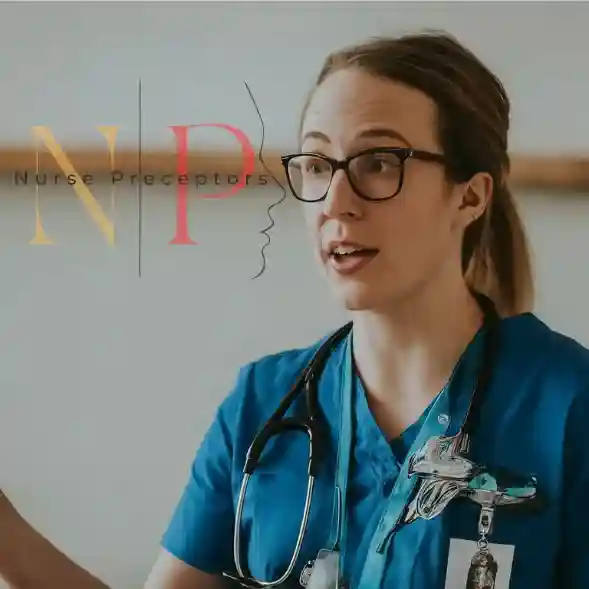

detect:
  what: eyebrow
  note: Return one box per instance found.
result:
[301,127,411,148]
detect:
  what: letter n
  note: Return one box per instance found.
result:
[30,126,118,245]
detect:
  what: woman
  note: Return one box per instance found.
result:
[146,32,589,589]
[2,31,588,589]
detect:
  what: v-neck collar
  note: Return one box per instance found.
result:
[348,325,489,478]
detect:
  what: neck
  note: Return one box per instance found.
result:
[351,280,484,419]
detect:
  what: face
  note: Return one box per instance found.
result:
[298,67,491,312]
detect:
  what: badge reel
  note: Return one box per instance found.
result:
[463,468,538,589]
[405,432,539,520]
[403,431,539,589]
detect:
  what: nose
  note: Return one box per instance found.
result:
[322,169,362,220]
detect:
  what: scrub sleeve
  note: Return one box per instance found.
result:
[160,365,252,574]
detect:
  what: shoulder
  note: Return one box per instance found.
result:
[497,312,589,392]
[217,327,345,443]
[242,330,333,395]
[492,312,589,443]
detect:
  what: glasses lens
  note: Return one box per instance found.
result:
[349,151,402,200]
[286,155,332,202]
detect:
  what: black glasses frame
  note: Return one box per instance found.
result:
[280,146,446,203]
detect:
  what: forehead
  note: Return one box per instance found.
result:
[301,68,439,150]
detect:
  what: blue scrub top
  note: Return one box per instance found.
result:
[161,312,589,588]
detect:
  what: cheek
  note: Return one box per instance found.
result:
[399,174,457,236]
[377,194,453,260]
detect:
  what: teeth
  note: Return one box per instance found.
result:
[333,245,360,255]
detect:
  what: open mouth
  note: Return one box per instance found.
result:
[330,245,378,258]
[328,245,379,275]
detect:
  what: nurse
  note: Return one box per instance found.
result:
[144,32,589,589]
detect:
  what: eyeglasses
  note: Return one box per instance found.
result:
[280,147,446,203]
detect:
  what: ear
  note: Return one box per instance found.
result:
[456,171,493,228]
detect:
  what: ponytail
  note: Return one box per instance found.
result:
[464,183,534,316]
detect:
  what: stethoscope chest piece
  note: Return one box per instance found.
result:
[300,549,342,589]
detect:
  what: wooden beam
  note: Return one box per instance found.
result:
[509,155,589,192]
[0,147,588,192]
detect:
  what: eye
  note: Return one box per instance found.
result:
[294,156,331,176]
[307,160,324,175]
[355,152,402,175]
[367,154,398,172]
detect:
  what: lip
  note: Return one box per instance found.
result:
[322,240,379,277]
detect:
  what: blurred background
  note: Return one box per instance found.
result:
[0,2,588,588]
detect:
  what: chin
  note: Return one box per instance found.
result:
[329,281,382,312]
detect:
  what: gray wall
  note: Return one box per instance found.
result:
[1,3,588,588]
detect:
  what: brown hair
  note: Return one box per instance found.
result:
[300,31,534,316]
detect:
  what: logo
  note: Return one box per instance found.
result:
[14,122,267,246]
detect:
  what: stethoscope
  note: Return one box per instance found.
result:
[222,293,504,589]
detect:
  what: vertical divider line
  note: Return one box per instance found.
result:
[138,78,143,277]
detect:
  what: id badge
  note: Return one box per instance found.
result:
[301,549,341,589]
[444,538,515,589]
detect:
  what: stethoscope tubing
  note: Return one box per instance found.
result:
[229,293,499,588]
[229,324,352,587]
[233,474,316,586]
